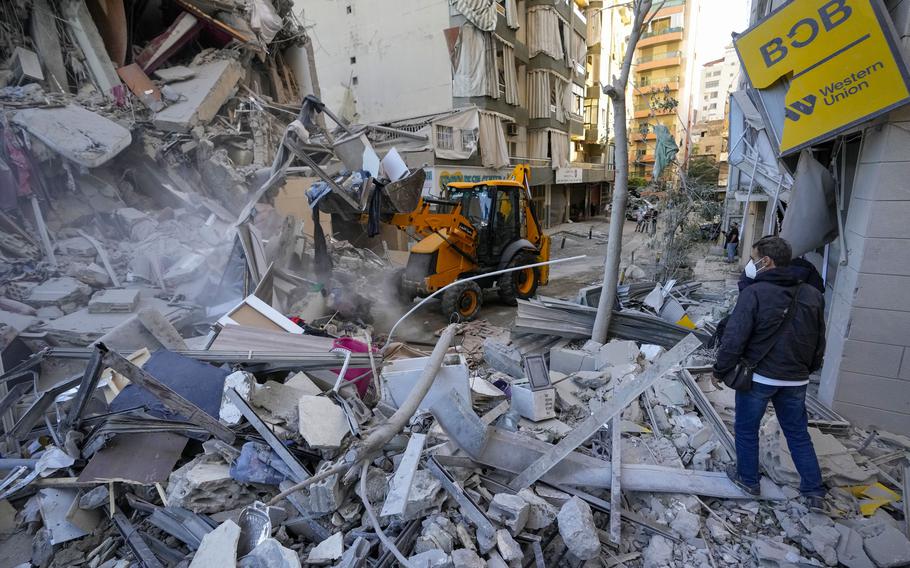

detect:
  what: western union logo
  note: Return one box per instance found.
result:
[734,0,910,155]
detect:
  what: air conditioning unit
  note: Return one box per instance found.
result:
[506,123,519,137]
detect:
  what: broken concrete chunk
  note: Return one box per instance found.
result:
[495,529,522,562]
[284,372,322,395]
[670,508,701,540]
[153,65,196,83]
[451,548,485,568]
[27,277,91,307]
[238,538,300,568]
[167,457,268,514]
[307,532,343,565]
[487,493,529,535]
[189,519,240,568]
[88,289,140,314]
[221,371,257,426]
[69,263,111,288]
[408,549,452,568]
[751,539,810,566]
[556,497,600,560]
[516,489,557,530]
[549,347,596,374]
[77,486,109,510]
[863,524,910,568]
[153,59,243,132]
[13,105,131,167]
[834,523,876,568]
[595,340,639,369]
[571,370,610,389]
[414,515,457,554]
[805,525,839,566]
[643,535,674,568]
[298,395,348,450]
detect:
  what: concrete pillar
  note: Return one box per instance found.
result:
[819,106,910,435]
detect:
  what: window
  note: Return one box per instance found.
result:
[436,125,454,150]
[350,56,356,64]
[461,128,477,151]
[705,145,714,152]
[705,80,719,88]
[708,103,717,109]
[710,92,718,99]
[712,70,721,77]
[572,83,584,115]
[352,76,358,85]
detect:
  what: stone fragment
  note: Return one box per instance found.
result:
[220,371,256,426]
[705,516,729,541]
[863,524,910,568]
[557,497,600,560]
[88,288,140,313]
[495,529,522,562]
[153,59,244,132]
[751,539,810,566]
[670,508,701,540]
[571,370,610,389]
[306,532,343,564]
[69,263,111,287]
[516,488,557,530]
[238,537,300,568]
[298,395,348,450]
[549,347,596,374]
[167,457,268,514]
[78,486,109,510]
[643,535,674,568]
[834,523,875,568]
[27,277,91,307]
[451,548,485,568]
[408,549,452,568]
[805,524,840,566]
[487,493,529,535]
[595,340,639,369]
[189,520,240,568]
[414,516,456,554]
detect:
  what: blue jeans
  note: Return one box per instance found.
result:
[734,382,825,496]
[726,242,737,262]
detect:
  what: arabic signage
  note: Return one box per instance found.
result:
[555,167,584,184]
[433,167,507,194]
[735,0,910,155]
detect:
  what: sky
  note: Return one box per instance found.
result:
[692,0,751,72]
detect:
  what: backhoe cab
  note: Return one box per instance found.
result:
[389,164,550,321]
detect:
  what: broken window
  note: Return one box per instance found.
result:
[461,128,477,151]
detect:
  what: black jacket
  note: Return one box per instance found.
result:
[737,258,825,296]
[714,268,826,381]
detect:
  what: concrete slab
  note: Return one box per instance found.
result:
[13,105,131,167]
[27,277,91,306]
[384,354,470,412]
[298,395,348,450]
[0,310,39,333]
[88,289,140,314]
[40,297,185,345]
[189,519,240,568]
[153,59,243,132]
[307,532,343,565]
[153,65,196,83]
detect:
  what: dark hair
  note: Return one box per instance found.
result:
[752,235,792,267]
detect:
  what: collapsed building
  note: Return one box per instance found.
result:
[0,1,909,568]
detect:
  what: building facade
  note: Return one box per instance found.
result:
[726,0,910,434]
[628,0,699,179]
[298,0,614,228]
[697,44,739,122]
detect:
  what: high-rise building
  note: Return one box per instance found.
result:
[628,0,699,179]
[298,0,612,227]
[697,44,739,122]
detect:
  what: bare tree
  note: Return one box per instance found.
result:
[591,0,663,344]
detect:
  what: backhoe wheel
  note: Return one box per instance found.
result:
[498,253,540,306]
[387,268,412,305]
[442,281,483,322]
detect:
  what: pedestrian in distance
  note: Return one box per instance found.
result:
[724,222,739,263]
[713,236,827,510]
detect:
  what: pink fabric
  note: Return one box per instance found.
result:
[330,337,377,397]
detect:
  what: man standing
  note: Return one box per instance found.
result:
[724,222,740,263]
[713,236,827,508]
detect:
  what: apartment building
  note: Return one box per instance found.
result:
[697,44,739,122]
[628,0,698,179]
[298,0,610,227]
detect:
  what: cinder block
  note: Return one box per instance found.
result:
[549,347,596,374]
[840,339,903,378]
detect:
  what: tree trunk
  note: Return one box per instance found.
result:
[591,0,652,344]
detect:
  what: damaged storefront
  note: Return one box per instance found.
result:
[727,0,910,434]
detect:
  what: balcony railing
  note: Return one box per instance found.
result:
[635,51,682,65]
[640,26,683,40]
[638,75,680,87]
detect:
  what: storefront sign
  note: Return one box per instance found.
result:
[555,167,583,184]
[435,167,507,193]
[735,0,910,155]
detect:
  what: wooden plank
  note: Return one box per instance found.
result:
[507,335,702,491]
[99,346,235,444]
[116,63,162,110]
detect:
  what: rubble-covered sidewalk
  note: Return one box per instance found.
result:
[2,1,910,567]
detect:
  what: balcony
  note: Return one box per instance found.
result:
[635,51,682,71]
[633,106,675,119]
[636,81,680,95]
[638,27,684,47]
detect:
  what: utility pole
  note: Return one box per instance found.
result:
[591,0,659,344]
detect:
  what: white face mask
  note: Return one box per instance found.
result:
[744,257,768,279]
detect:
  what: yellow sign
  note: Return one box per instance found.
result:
[735,0,910,155]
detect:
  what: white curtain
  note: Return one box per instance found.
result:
[453,23,487,97]
[529,129,549,160]
[479,111,509,168]
[528,7,564,61]
[528,70,550,119]
[432,108,480,160]
[562,21,572,68]
[450,0,497,31]
[503,43,519,106]
[484,31,501,99]
[554,78,567,123]
[505,0,519,29]
[572,33,586,73]
[550,130,570,169]
[562,78,573,120]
